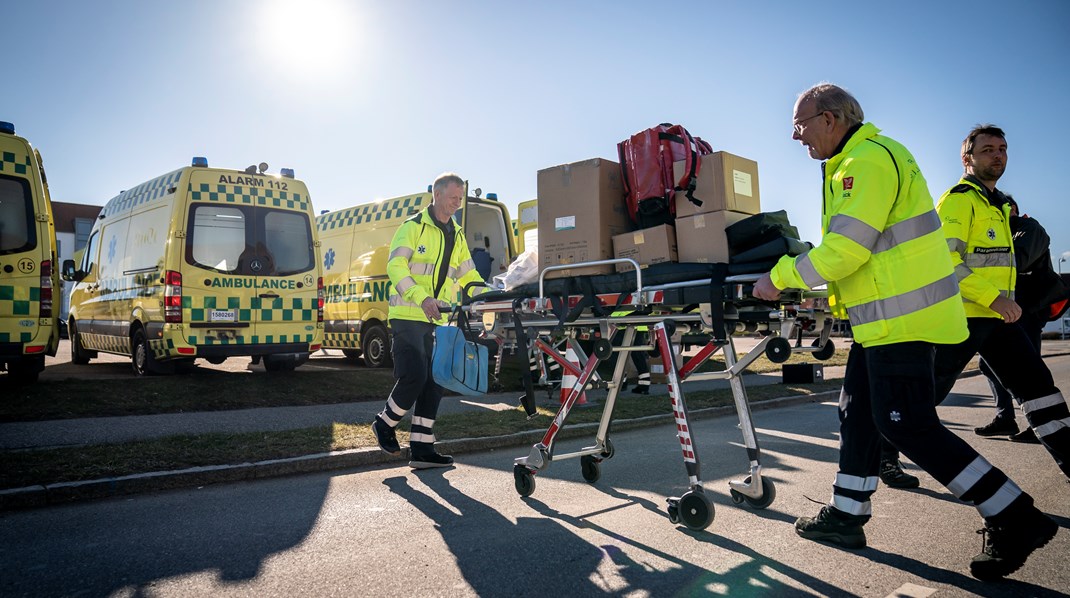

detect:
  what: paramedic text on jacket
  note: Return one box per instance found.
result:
[758,84,1055,581]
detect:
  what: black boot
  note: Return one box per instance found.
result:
[974,417,1019,437]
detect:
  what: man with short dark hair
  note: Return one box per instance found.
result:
[754,86,1057,580]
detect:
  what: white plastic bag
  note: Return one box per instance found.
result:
[493,248,539,290]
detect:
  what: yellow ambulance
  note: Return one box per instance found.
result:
[316,186,515,367]
[62,159,323,375]
[0,121,59,384]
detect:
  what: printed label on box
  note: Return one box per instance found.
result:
[733,170,753,197]
[554,215,576,231]
[633,232,645,245]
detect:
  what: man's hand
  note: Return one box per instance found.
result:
[421,297,442,322]
[989,295,1022,323]
[752,273,782,301]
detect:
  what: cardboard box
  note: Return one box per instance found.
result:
[537,158,631,278]
[612,224,677,272]
[676,210,750,263]
[673,152,761,218]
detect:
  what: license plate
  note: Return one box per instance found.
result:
[209,310,236,322]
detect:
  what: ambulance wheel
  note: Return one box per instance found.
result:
[592,338,613,360]
[513,465,536,497]
[600,437,615,459]
[677,490,715,530]
[205,356,226,365]
[342,349,362,361]
[765,337,792,364]
[812,338,835,361]
[580,455,601,483]
[730,476,777,509]
[131,328,162,376]
[70,320,93,365]
[362,324,392,368]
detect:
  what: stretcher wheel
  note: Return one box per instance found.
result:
[592,338,613,360]
[729,475,777,509]
[811,338,835,361]
[765,337,792,363]
[677,490,715,530]
[600,437,615,459]
[513,465,536,497]
[667,502,680,524]
[580,455,601,483]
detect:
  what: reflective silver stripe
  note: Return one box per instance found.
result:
[965,252,1013,268]
[846,272,959,326]
[390,247,414,261]
[454,259,475,277]
[872,210,942,254]
[831,494,872,517]
[947,455,991,497]
[977,479,1022,519]
[1021,392,1065,415]
[835,472,879,492]
[1035,417,1070,438]
[796,253,826,288]
[410,263,435,275]
[412,415,435,428]
[1000,289,1015,300]
[828,214,880,250]
[395,276,418,294]
[384,397,408,421]
[389,295,420,308]
[447,266,458,278]
[947,237,967,254]
[409,431,436,443]
[954,263,973,281]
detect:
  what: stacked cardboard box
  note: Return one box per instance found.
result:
[611,224,677,272]
[673,151,761,264]
[537,158,631,278]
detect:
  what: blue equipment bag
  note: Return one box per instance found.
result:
[432,308,488,396]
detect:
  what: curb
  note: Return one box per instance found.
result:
[0,389,840,511]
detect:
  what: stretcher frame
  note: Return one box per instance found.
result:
[467,258,833,531]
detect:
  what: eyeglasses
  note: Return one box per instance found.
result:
[793,111,826,134]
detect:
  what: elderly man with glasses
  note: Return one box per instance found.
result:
[753,83,1057,581]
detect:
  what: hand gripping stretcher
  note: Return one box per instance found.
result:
[464,259,833,531]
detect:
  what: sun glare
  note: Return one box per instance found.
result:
[258,0,360,80]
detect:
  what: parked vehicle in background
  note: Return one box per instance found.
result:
[62,159,323,375]
[0,121,60,384]
[316,184,515,367]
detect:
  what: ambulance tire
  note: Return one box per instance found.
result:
[131,328,167,376]
[362,324,392,368]
[69,320,94,365]
[342,349,362,361]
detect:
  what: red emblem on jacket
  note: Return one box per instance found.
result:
[843,177,854,190]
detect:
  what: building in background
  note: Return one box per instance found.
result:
[51,201,102,335]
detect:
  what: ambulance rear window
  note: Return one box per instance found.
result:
[186,204,314,276]
[0,175,37,255]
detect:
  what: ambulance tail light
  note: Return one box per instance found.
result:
[39,260,53,318]
[317,276,324,322]
[164,270,183,323]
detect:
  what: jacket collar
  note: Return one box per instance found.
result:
[417,205,459,235]
[824,122,879,170]
[960,175,1009,209]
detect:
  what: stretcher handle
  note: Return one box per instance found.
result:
[537,258,642,311]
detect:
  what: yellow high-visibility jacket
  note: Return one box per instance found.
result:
[935,177,1015,319]
[387,206,483,324]
[770,123,967,347]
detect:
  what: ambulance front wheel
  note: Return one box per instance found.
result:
[362,324,392,368]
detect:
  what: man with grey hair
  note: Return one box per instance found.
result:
[753,83,1056,580]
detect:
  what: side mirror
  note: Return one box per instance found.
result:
[61,259,83,282]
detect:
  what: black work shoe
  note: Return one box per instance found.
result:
[372,417,401,456]
[970,508,1058,581]
[879,460,920,489]
[1008,428,1041,444]
[975,417,1019,437]
[409,450,454,469]
[630,385,650,395]
[795,506,867,549]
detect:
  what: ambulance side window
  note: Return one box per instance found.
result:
[0,175,35,254]
[81,231,100,277]
[188,205,246,273]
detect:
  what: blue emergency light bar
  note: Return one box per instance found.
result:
[486,193,497,201]
[281,168,295,179]
[0,121,15,135]
[191,157,209,167]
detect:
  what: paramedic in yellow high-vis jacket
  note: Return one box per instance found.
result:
[372,172,484,469]
[753,84,1055,581]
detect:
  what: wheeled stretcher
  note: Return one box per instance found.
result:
[465,259,833,531]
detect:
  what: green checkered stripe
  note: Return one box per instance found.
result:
[0,284,40,316]
[0,150,31,176]
[183,294,316,345]
[316,195,426,232]
[102,169,184,217]
[0,331,33,343]
[189,183,308,211]
[150,338,174,359]
[190,332,316,346]
[324,331,360,348]
[512,220,519,238]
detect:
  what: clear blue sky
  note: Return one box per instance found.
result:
[7,0,1070,270]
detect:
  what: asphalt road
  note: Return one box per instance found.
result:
[2,357,1067,597]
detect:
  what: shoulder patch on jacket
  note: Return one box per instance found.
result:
[948,183,973,195]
